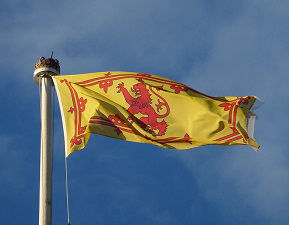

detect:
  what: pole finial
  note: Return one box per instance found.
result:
[34,56,60,85]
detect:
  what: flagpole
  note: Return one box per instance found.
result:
[34,56,60,225]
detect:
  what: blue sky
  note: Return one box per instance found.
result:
[1,0,289,224]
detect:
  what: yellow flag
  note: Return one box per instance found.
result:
[53,72,259,157]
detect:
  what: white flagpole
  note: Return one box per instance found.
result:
[34,56,60,225]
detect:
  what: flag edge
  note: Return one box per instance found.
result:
[52,77,69,157]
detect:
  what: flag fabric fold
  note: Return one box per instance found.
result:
[53,72,259,157]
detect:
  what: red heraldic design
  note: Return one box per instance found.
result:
[60,79,88,147]
[116,80,170,136]
[170,84,188,94]
[214,97,250,144]
[74,73,191,95]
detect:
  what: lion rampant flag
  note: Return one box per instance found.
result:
[52,72,259,157]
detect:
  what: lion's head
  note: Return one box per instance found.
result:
[131,82,152,103]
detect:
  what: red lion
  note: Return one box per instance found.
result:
[117,81,170,136]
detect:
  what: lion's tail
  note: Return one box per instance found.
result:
[149,86,170,118]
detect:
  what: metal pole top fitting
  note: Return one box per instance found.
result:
[34,56,60,85]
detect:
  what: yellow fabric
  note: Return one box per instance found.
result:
[53,72,259,157]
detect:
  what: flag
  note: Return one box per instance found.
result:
[53,72,259,157]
